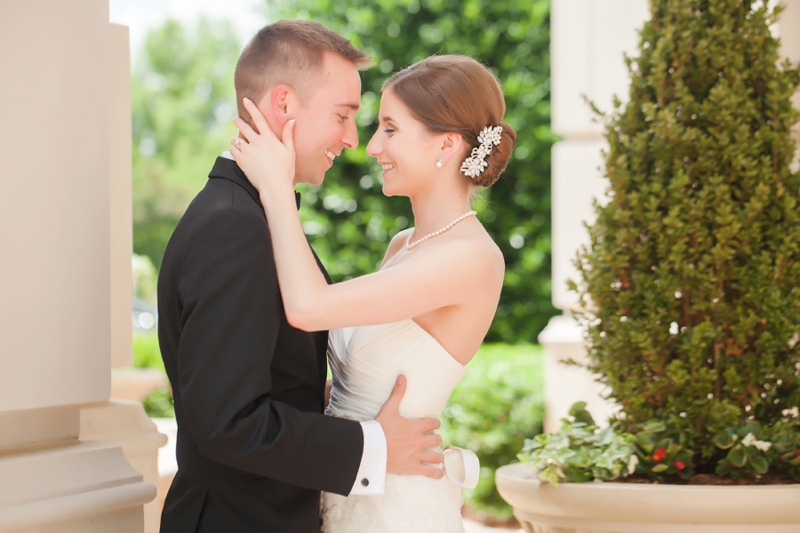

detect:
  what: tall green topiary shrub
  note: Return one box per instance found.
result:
[574,0,800,474]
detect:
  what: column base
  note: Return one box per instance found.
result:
[0,440,155,533]
[80,399,167,533]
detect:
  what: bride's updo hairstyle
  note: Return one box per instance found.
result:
[383,55,516,188]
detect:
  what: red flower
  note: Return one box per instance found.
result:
[795,450,800,458]
[652,447,667,462]
[673,461,685,470]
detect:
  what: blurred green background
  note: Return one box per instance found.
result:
[132,0,552,521]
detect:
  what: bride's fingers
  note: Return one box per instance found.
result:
[233,115,257,143]
[282,118,296,153]
[242,97,273,140]
[229,138,241,157]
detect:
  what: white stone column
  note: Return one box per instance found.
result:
[75,17,167,533]
[0,1,155,530]
[543,0,650,431]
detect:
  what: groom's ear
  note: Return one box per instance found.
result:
[270,84,294,124]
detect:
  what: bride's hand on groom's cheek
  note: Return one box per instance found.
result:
[230,97,296,195]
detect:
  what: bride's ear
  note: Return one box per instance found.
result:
[438,133,465,166]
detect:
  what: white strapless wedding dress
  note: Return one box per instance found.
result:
[321,319,472,533]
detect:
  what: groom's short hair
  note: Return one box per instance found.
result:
[235,19,371,124]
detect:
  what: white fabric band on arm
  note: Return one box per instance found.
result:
[442,445,480,489]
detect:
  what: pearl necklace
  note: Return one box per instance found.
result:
[405,210,478,250]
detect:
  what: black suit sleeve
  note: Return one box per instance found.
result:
[175,208,362,495]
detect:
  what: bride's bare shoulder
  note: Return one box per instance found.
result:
[464,229,505,282]
[427,228,505,285]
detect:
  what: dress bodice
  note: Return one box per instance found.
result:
[326,319,466,422]
[322,319,471,532]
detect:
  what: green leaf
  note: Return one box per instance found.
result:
[714,433,735,450]
[750,455,769,475]
[728,447,747,468]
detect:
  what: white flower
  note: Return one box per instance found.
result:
[754,440,772,452]
[627,454,639,475]
[742,432,772,452]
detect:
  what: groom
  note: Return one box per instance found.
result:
[157,19,444,533]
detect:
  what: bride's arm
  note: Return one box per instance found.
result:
[231,100,503,332]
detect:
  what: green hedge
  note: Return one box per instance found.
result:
[133,331,163,371]
[440,343,544,521]
[134,332,172,417]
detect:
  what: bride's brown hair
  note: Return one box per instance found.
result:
[383,55,516,188]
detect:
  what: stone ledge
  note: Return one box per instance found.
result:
[0,441,155,532]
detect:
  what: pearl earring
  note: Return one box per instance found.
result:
[435,157,444,168]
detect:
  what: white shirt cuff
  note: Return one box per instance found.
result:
[349,420,386,495]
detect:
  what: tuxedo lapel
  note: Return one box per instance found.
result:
[208,157,332,398]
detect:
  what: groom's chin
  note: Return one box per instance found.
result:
[295,171,326,187]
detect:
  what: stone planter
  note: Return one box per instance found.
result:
[496,463,800,533]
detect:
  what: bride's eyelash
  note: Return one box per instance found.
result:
[384,128,396,134]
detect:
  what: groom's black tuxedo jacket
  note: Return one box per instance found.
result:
[157,157,363,533]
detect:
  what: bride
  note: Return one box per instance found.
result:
[232,54,516,532]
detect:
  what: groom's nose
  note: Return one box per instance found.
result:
[342,118,358,150]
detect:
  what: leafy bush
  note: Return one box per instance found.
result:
[134,331,172,417]
[714,420,800,480]
[521,404,800,484]
[519,403,637,485]
[133,331,164,371]
[569,0,800,480]
[633,420,694,480]
[132,19,242,267]
[143,385,175,418]
[440,343,544,520]
[132,253,158,304]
